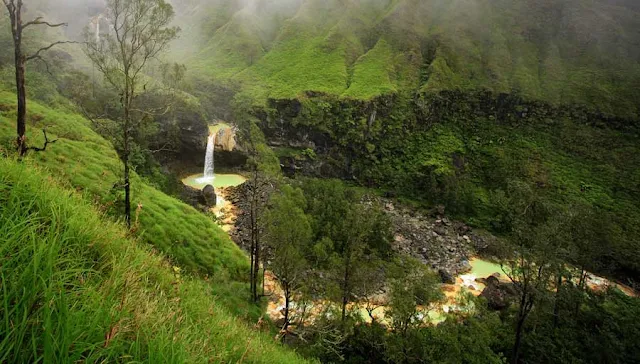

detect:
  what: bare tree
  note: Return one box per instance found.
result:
[503,244,553,364]
[2,0,74,155]
[83,0,178,226]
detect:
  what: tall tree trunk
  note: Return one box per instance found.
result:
[512,292,529,364]
[283,284,290,332]
[249,174,259,302]
[124,149,131,227]
[553,272,562,329]
[15,50,26,155]
[250,169,261,302]
[341,252,351,323]
[253,230,260,302]
[8,2,27,156]
[123,89,132,227]
[513,314,525,364]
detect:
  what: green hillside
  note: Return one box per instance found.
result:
[181,0,640,117]
[0,158,307,363]
[0,91,246,279]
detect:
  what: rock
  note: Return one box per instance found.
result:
[438,269,456,284]
[180,184,208,210]
[434,226,447,236]
[214,126,237,151]
[480,277,517,310]
[202,184,217,207]
[457,223,472,235]
[460,259,472,272]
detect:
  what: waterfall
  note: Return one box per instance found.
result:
[204,133,215,178]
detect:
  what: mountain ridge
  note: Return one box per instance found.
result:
[177,0,640,118]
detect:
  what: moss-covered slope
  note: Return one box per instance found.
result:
[181,0,640,117]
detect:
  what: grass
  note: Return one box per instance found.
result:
[343,39,397,99]
[0,91,246,279]
[0,158,308,363]
[180,0,640,117]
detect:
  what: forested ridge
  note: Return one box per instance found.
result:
[1,0,639,363]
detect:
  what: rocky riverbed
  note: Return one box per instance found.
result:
[383,202,499,280]
[225,182,494,279]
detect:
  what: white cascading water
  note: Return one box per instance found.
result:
[203,133,215,178]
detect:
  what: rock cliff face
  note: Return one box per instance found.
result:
[215,126,237,152]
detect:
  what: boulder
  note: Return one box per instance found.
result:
[480,277,517,310]
[181,184,207,209]
[202,184,217,207]
[438,269,456,284]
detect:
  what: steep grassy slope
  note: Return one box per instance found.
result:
[0,91,245,279]
[181,0,640,116]
[0,158,307,363]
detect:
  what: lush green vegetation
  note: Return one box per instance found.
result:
[0,158,308,363]
[261,91,640,283]
[2,1,640,363]
[0,91,247,279]
[179,0,640,117]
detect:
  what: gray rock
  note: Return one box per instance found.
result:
[479,277,517,310]
[438,269,456,284]
[202,184,217,207]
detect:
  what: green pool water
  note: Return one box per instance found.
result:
[182,173,246,189]
[469,258,506,278]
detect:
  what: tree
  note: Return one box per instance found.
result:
[264,185,312,333]
[2,0,73,155]
[332,201,392,324]
[503,245,552,364]
[84,0,179,226]
[233,94,280,302]
[386,259,442,336]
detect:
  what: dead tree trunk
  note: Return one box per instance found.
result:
[3,0,70,156]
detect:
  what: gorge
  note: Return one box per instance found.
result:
[1,0,639,363]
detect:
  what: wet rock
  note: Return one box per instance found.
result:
[439,269,456,284]
[180,184,208,211]
[203,184,217,207]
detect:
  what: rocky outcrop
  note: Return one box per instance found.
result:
[385,201,480,276]
[215,126,237,152]
[479,276,518,310]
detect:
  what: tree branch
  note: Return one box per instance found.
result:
[22,17,67,29]
[26,41,78,62]
[149,142,177,154]
[26,129,57,153]
[29,55,53,76]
